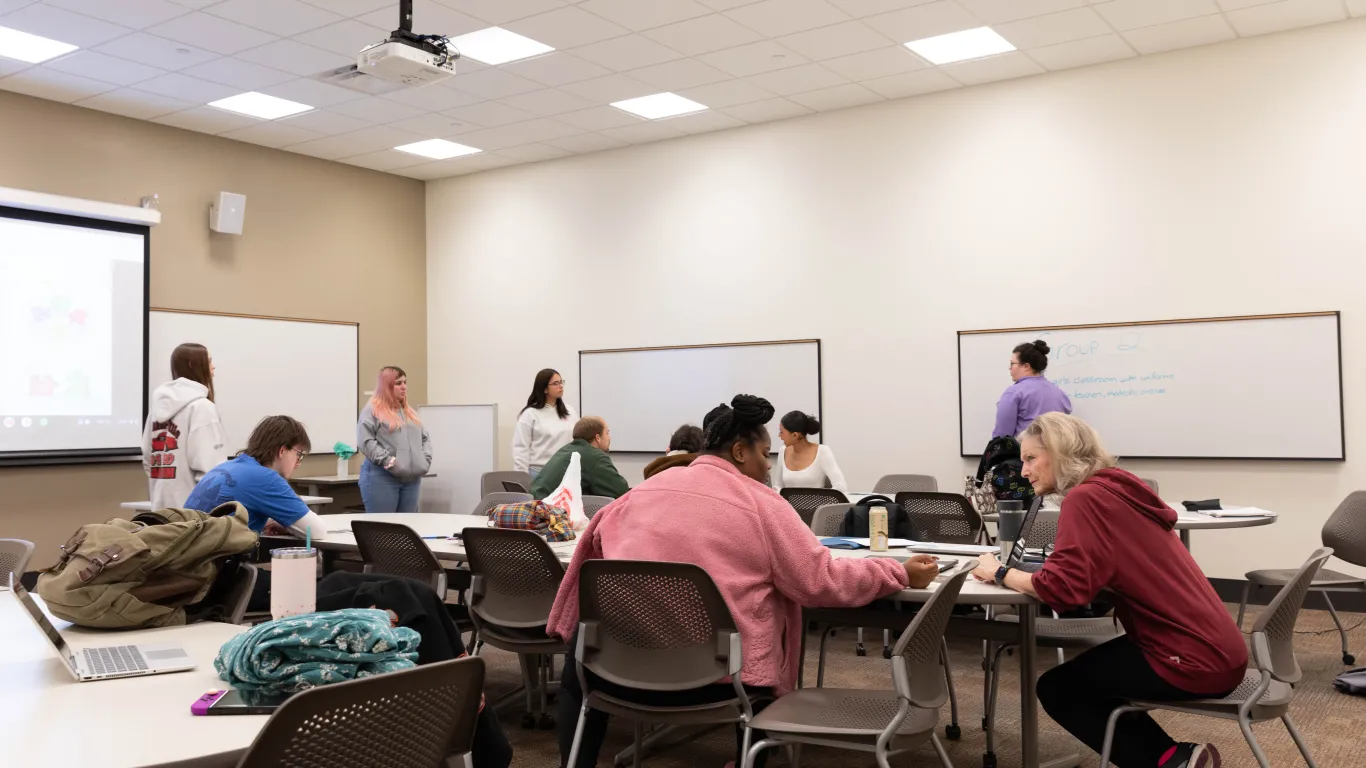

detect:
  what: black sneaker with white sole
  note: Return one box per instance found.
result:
[1160,743,1222,768]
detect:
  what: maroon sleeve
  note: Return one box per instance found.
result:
[1031,488,1118,613]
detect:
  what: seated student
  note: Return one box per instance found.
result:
[547,395,939,768]
[529,416,630,500]
[772,411,847,492]
[971,413,1245,768]
[642,423,704,479]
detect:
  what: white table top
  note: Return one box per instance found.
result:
[0,592,259,768]
[120,496,332,511]
[291,473,437,485]
[978,506,1277,531]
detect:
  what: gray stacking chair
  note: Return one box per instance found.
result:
[1138,477,1160,496]
[224,563,258,626]
[1,538,35,588]
[481,471,532,497]
[1238,491,1366,665]
[1101,548,1332,768]
[471,492,532,517]
[873,474,939,494]
[895,492,982,545]
[743,564,975,768]
[351,520,448,597]
[581,495,614,519]
[780,488,848,527]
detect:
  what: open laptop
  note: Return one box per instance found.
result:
[12,578,196,681]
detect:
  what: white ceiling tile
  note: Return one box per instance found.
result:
[95,33,219,70]
[293,19,389,56]
[1225,0,1346,36]
[181,57,297,89]
[546,131,629,153]
[287,132,386,159]
[571,34,684,70]
[1121,13,1234,53]
[130,72,238,102]
[676,77,774,106]
[297,0,392,15]
[862,1,979,42]
[323,123,426,152]
[499,142,573,161]
[939,51,1044,84]
[698,40,810,76]
[1216,0,1281,8]
[664,108,747,132]
[341,149,431,170]
[325,94,428,121]
[725,0,851,36]
[746,62,846,95]
[787,80,881,110]
[628,57,730,90]
[776,20,894,60]
[436,0,566,26]
[207,0,344,35]
[1092,0,1220,31]
[380,83,483,110]
[822,45,925,79]
[387,111,479,136]
[275,107,374,134]
[957,0,1087,24]
[555,104,644,130]
[43,51,165,87]
[472,117,583,147]
[261,77,366,107]
[699,0,769,9]
[45,0,189,28]
[578,0,712,31]
[826,0,942,17]
[1,4,133,47]
[1349,0,1366,17]
[1026,32,1133,69]
[504,5,630,49]
[996,7,1111,49]
[642,14,762,56]
[559,72,658,101]
[167,0,224,6]
[502,52,612,87]
[443,100,539,127]
[499,87,597,116]
[860,67,958,97]
[152,105,261,133]
[0,0,35,12]
[445,68,544,99]
[721,96,812,122]
[0,58,28,78]
[0,67,116,102]
[75,87,195,119]
[602,120,686,144]
[235,39,353,77]
[355,0,485,36]
[393,152,514,179]
[146,12,278,54]
[218,120,325,147]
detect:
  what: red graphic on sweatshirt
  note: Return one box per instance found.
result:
[149,420,181,480]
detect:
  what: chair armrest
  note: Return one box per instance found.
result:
[718,631,743,676]
[579,620,600,652]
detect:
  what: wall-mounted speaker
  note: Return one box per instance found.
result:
[209,191,246,235]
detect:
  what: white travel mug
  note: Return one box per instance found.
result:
[270,547,317,620]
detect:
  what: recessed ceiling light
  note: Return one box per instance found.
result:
[904,27,1015,65]
[208,92,313,120]
[611,92,708,120]
[448,27,553,66]
[0,25,78,64]
[394,139,482,160]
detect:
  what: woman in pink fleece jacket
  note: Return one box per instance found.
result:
[548,394,939,768]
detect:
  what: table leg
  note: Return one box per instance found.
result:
[307,483,320,497]
[1019,601,1038,768]
[1179,529,1191,550]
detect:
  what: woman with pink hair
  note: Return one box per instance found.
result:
[357,366,431,512]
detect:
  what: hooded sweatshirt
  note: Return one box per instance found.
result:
[142,378,229,511]
[357,403,431,483]
[1031,468,1248,694]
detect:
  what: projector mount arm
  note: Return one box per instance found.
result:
[387,0,460,65]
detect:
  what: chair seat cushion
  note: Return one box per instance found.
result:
[749,688,937,738]
[1133,670,1294,719]
[1245,568,1365,587]
[992,614,1123,648]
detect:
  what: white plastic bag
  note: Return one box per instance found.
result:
[543,452,589,529]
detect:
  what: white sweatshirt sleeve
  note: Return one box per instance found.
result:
[820,445,848,492]
[771,450,784,491]
[288,511,329,541]
[512,409,534,473]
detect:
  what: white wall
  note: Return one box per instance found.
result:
[428,18,1366,580]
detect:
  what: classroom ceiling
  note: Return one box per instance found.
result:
[1,0,1360,180]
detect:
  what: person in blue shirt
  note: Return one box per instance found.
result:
[185,415,328,541]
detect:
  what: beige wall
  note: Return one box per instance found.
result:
[427,18,1366,581]
[0,90,427,567]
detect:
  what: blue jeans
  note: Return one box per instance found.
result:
[359,460,422,512]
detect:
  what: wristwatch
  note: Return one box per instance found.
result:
[994,564,1011,587]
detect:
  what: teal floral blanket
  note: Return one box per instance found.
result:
[215,608,421,692]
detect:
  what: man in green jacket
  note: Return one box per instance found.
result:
[530,416,630,500]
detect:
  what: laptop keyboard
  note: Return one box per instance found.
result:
[82,645,148,675]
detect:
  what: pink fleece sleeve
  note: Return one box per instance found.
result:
[759,488,909,607]
[546,512,605,641]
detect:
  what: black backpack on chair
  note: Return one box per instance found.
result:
[974,436,1036,506]
[839,495,921,540]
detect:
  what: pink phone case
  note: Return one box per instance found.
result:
[191,690,227,716]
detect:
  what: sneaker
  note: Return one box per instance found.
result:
[1160,743,1222,768]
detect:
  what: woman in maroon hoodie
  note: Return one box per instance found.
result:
[971,413,1246,768]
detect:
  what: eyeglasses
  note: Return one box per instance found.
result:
[551,379,567,386]
[292,449,308,461]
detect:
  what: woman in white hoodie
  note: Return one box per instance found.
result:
[512,368,576,476]
[143,343,229,510]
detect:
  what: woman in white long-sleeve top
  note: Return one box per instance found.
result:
[512,368,576,477]
[357,365,431,512]
[772,411,847,492]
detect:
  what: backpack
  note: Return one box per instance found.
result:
[36,503,259,629]
[839,495,921,540]
[1334,668,1366,696]
[972,436,1036,506]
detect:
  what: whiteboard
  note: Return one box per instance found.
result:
[419,404,496,515]
[958,313,1344,460]
[149,310,358,456]
[580,340,821,453]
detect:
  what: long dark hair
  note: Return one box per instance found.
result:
[171,343,214,402]
[521,368,569,419]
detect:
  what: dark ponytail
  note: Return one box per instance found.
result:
[702,395,775,453]
[1013,340,1051,374]
[779,410,820,437]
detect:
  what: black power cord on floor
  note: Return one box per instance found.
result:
[1295,617,1366,636]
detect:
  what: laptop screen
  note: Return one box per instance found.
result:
[12,579,72,658]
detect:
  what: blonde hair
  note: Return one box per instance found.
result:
[369,366,420,431]
[1020,413,1116,493]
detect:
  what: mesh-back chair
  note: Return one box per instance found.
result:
[236,656,486,768]
[566,560,761,767]
[471,492,532,517]
[810,504,850,537]
[1138,477,1160,496]
[582,495,614,519]
[1101,548,1332,768]
[1239,491,1366,665]
[351,521,447,597]
[874,474,939,495]
[462,527,568,729]
[0,539,35,589]
[481,471,533,498]
[780,488,849,527]
[744,565,974,768]
[895,492,982,545]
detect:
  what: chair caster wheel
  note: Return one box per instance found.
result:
[982,752,997,768]
[1345,653,1356,665]
[537,714,555,730]
[882,647,892,659]
[855,644,867,657]
[981,718,988,731]
[945,724,961,741]
[520,713,537,729]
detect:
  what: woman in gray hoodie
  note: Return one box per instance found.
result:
[357,366,432,512]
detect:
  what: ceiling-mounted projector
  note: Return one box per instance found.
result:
[314,0,459,94]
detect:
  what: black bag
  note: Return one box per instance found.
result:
[840,495,920,540]
[1334,668,1366,696]
[974,436,1035,505]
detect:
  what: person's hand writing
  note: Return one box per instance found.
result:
[903,554,939,588]
[972,552,1001,583]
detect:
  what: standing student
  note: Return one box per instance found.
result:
[512,368,576,476]
[143,342,228,510]
[772,411,847,492]
[993,340,1072,438]
[357,366,431,513]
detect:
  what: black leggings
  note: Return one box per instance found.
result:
[1037,636,1237,768]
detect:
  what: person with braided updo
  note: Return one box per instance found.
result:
[548,394,940,768]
